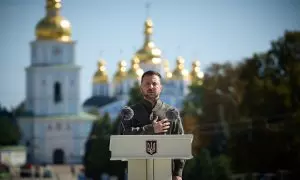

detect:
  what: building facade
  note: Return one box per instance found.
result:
[17,0,205,165]
[18,0,96,165]
[83,19,204,120]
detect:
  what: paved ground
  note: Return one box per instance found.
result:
[11,165,84,180]
[50,164,83,174]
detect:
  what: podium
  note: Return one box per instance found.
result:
[109,134,193,180]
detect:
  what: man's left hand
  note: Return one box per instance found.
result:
[172,176,182,180]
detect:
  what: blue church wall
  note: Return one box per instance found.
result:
[72,121,93,138]
[68,100,79,115]
[18,119,33,144]
[34,122,46,139]
[99,99,128,120]
[72,121,93,160]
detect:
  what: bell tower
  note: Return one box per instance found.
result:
[25,0,80,116]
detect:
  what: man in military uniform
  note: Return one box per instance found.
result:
[120,70,185,180]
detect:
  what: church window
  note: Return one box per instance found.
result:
[52,46,61,56]
[54,82,62,103]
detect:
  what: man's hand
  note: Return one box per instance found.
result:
[172,176,182,180]
[153,118,170,133]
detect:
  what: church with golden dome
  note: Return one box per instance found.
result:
[83,17,204,120]
[16,0,204,165]
[18,0,96,165]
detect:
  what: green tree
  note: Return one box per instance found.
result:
[183,148,232,180]
[183,148,214,180]
[0,105,21,145]
[229,31,300,176]
[0,116,21,145]
[212,154,232,180]
[183,83,204,116]
[85,81,144,180]
[84,113,112,180]
[238,31,300,122]
[127,81,143,106]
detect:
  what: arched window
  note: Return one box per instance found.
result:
[54,82,62,103]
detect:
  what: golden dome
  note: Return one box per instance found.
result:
[163,60,172,79]
[35,0,72,42]
[171,56,189,80]
[134,18,162,64]
[127,56,144,79]
[190,60,204,85]
[114,60,128,83]
[93,60,108,84]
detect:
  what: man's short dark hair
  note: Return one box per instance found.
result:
[141,70,162,83]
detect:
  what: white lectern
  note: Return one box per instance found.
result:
[109,134,193,180]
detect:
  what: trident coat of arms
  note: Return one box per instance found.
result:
[146,140,157,155]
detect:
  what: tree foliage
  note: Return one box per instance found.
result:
[84,31,300,179]
[84,81,143,180]
[0,104,21,146]
[182,31,300,178]
[127,81,143,106]
[183,148,232,180]
[84,113,112,179]
[229,31,300,177]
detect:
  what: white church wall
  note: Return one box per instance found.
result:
[71,120,93,163]
[31,41,75,66]
[92,83,110,97]
[26,67,80,116]
[18,118,33,145]
[18,117,93,164]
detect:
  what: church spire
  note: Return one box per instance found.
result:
[171,56,189,80]
[35,0,72,42]
[133,2,162,64]
[46,0,61,16]
[144,2,153,45]
[128,56,144,79]
[93,59,108,84]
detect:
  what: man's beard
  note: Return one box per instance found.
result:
[142,91,159,101]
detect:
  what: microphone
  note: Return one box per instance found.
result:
[166,108,180,120]
[120,106,134,121]
[119,106,134,134]
[158,108,179,135]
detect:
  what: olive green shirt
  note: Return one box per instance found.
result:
[120,99,185,177]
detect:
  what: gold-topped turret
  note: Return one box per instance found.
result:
[93,60,108,84]
[190,60,204,85]
[113,60,128,83]
[134,18,162,64]
[35,0,72,42]
[171,56,189,80]
[127,56,144,79]
[163,60,172,79]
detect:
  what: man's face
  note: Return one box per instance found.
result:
[140,75,162,100]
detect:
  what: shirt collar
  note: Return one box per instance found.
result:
[141,98,162,113]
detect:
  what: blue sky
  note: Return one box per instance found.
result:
[0,0,299,108]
